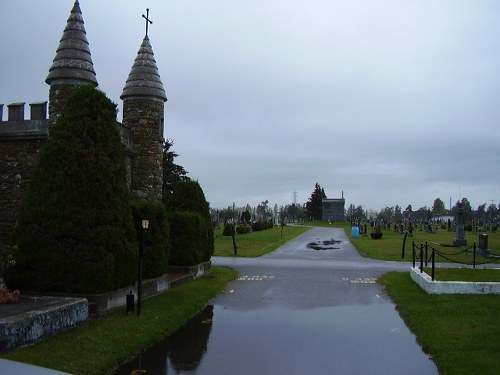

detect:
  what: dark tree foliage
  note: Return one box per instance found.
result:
[305,183,326,220]
[241,210,251,224]
[168,211,204,266]
[166,180,214,262]
[162,139,189,206]
[5,86,137,293]
[432,198,446,215]
[131,200,169,278]
[223,223,235,236]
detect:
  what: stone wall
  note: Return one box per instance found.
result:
[0,296,88,352]
[410,267,500,294]
[0,117,48,277]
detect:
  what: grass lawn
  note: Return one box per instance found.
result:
[380,272,500,375]
[423,267,500,282]
[0,267,238,375]
[323,220,500,263]
[214,225,310,257]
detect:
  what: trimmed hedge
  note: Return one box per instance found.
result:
[168,212,205,266]
[166,180,214,262]
[131,200,169,279]
[223,223,235,236]
[236,225,251,234]
[251,220,274,231]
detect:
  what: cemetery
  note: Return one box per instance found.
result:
[0,2,498,374]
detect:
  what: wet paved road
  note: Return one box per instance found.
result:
[118,227,438,374]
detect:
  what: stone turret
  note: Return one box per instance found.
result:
[46,0,97,127]
[121,35,167,200]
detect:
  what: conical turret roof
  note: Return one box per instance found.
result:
[45,0,97,86]
[121,35,167,102]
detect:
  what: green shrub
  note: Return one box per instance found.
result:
[131,200,169,279]
[251,221,275,231]
[166,180,213,262]
[223,223,235,236]
[168,212,205,266]
[236,225,251,234]
[5,86,136,293]
[251,221,263,231]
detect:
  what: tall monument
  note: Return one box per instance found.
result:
[453,202,467,246]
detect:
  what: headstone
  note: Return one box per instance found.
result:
[453,202,467,246]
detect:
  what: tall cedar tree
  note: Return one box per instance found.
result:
[166,180,214,262]
[306,183,327,220]
[130,200,169,279]
[5,86,137,293]
[162,139,189,206]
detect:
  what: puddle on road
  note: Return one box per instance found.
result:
[115,303,437,375]
[307,237,341,251]
[115,305,214,375]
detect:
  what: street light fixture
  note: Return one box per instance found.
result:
[137,219,149,316]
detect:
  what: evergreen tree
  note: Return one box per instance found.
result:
[166,180,214,262]
[131,200,169,278]
[5,86,136,293]
[305,183,326,220]
[162,139,189,206]
[432,198,446,215]
[241,210,251,224]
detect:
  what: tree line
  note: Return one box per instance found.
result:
[215,182,499,229]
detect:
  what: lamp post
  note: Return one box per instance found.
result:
[137,219,149,316]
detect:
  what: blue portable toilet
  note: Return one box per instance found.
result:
[351,226,360,239]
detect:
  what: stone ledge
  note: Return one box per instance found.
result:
[0,119,49,139]
[410,267,500,294]
[0,296,88,353]
[85,260,212,315]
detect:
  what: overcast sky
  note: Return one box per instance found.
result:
[1,0,499,211]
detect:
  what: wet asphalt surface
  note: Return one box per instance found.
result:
[117,227,438,374]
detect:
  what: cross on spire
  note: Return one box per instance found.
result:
[142,8,153,36]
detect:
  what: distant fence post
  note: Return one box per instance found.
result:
[420,244,424,273]
[412,241,416,268]
[431,249,435,281]
[401,232,408,259]
[425,241,428,267]
[473,242,476,269]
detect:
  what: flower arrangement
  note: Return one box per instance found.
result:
[0,288,20,304]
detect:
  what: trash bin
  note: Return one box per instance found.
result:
[126,290,135,314]
[351,226,360,239]
[479,233,488,255]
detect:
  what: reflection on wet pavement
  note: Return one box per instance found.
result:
[115,303,436,375]
[306,238,342,251]
[115,305,213,375]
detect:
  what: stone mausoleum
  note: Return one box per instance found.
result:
[0,1,167,277]
[322,195,346,221]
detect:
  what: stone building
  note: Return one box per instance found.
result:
[0,1,167,277]
[322,196,346,221]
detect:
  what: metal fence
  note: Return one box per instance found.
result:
[410,241,500,281]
